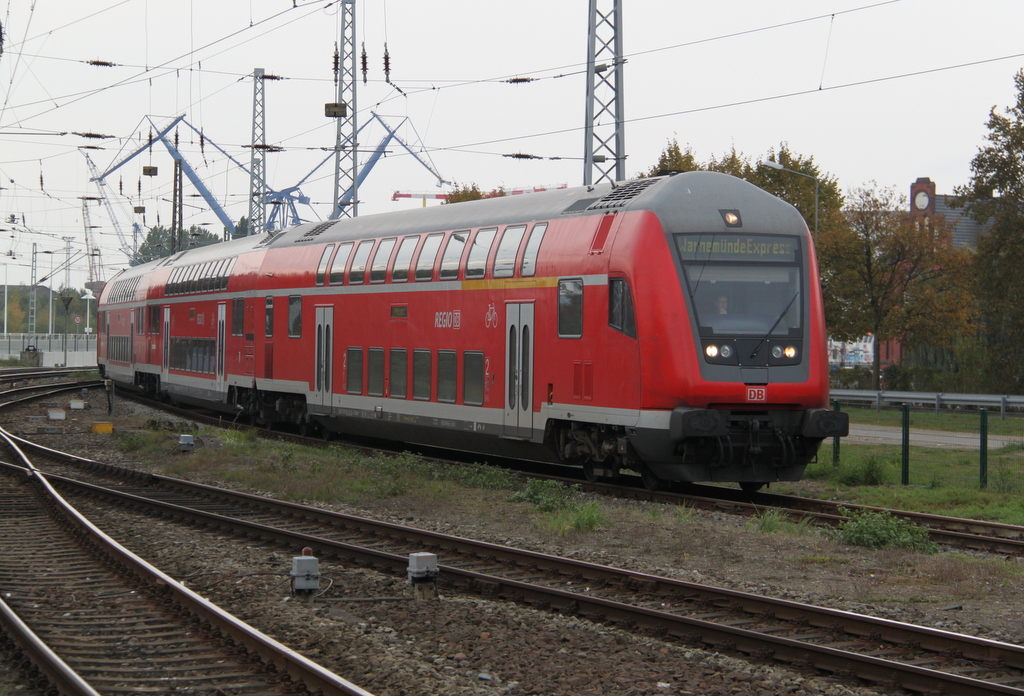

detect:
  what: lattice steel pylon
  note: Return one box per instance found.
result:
[248,68,267,236]
[330,0,358,219]
[583,0,625,186]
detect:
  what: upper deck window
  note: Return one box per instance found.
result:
[329,242,354,285]
[415,234,444,282]
[466,228,496,279]
[392,236,419,283]
[370,238,397,283]
[521,222,547,277]
[316,244,335,286]
[439,231,469,281]
[349,240,375,284]
[493,225,527,278]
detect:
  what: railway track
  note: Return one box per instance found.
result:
[0,428,373,695]
[14,433,1024,696]
[113,389,1024,559]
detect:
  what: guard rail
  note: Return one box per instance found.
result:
[831,389,1024,418]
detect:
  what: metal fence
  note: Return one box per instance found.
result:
[826,396,1024,491]
[0,333,97,355]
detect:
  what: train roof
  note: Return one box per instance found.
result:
[110,171,803,282]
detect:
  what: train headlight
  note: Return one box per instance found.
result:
[705,345,719,358]
[719,344,733,358]
[771,345,798,360]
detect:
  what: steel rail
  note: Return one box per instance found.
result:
[0,431,376,696]
[38,466,1024,696]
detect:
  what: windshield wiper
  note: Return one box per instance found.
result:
[749,291,799,359]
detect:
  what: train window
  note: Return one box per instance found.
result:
[391,236,419,283]
[348,240,375,284]
[415,234,444,281]
[221,258,236,290]
[231,298,244,336]
[493,225,527,278]
[390,348,408,399]
[413,349,431,400]
[329,242,354,285]
[197,263,210,292]
[521,223,547,277]
[608,277,637,338]
[439,231,469,280]
[316,244,336,286]
[437,350,457,403]
[265,296,274,337]
[466,228,496,279]
[148,305,160,335]
[463,351,484,406]
[288,296,302,338]
[558,278,584,338]
[370,238,397,283]
[346,347,363,394]
[368,348,385,396]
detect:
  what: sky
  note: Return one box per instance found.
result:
[2,0,1024,290]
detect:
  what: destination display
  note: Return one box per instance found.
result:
[675,234,799,263]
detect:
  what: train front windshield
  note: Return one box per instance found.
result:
[676,234,803,338]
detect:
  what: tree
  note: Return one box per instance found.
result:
[136,225,223,264]
[818,184,974,388]
[953,68,1024,391]
[442,182,506,205]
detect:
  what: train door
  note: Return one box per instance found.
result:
[243,299,255,375]
[161,306,170,384]
[313,306,334,409]
[503,302,535,439]
[216,303,226,393]
[129,308,136,373]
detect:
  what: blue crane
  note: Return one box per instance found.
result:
[89,113,447,253]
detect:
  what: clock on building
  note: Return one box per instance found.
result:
[914,190,931,211]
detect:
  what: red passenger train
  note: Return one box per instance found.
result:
[97,171,848,491]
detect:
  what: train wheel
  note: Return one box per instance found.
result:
[582,461,600,483]
[739,482,765,493]
[640,465,662,492]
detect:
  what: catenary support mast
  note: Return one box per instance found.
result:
[584,0,625,186]
[330,1,358,219]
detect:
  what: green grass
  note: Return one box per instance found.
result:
[828,507,939,553]
[844,405,1024,438]
[155,427,518,505]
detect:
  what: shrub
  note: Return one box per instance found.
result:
[508,479,580,512]
[829,507,938,553]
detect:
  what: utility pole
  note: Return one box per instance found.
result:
[330,0,358,219]
[171,158,184,252]
[249,68,267,236]
[28,243,37,335]
[584,0,625,186]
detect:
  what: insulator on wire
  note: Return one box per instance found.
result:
[333,43,340,85]
[199,131,205,156]
[138,179,142,197]
[361,42,368,84]
[174,128,179,148]
[383,43,391,83]
[119,177,123,195]
[148,128,153,153]
[39,171,44,190]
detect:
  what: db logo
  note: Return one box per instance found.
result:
[746,387,767,402]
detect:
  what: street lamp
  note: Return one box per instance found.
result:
[81,289,96,334]
[762,160,819,234]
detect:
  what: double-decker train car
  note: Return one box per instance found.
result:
[97,171,848,491]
